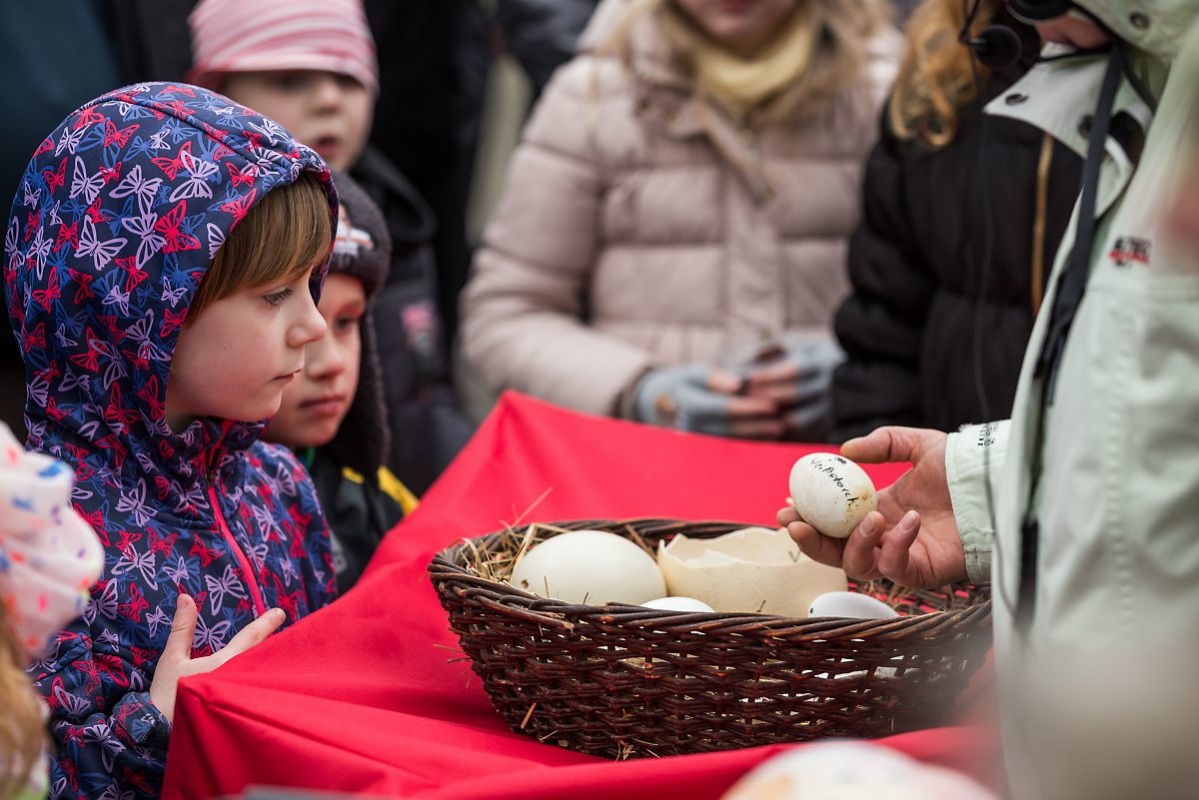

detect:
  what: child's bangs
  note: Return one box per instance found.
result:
[190,172,333,320]
[246,172,334,287]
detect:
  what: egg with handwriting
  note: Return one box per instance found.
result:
[509,530,666,605]
[789,453,877,539]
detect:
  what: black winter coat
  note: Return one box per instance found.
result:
[831,22,1083,441]
[306,451,407,594]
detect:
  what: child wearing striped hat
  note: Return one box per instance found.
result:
[187,0,378,173]
[187,0,473,497]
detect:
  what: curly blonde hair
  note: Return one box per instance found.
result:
[889,0,1003,147]
[0,601,43,799]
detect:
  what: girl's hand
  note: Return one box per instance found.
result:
[779,426,969,588]
[149,594,285,724]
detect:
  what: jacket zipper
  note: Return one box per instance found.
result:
[206,441,268,618]
[208,484,268,617]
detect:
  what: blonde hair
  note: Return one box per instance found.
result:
[889,0,1002,148]
[189,172,334,322]
[0,602,42,799]
[606,0,883,119]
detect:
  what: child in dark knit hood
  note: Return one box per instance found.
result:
[265,171,416,593]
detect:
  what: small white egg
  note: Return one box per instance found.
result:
[509,530,666,605]
[788,453,877,539]
[808,591,899,620]
[641,596,716,613]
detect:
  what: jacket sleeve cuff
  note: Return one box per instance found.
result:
[111,690,172,752]
[945,421,1011,585]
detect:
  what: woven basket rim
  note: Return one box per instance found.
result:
[428,517,991,644]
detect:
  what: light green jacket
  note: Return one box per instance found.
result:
[944,3,1199,797]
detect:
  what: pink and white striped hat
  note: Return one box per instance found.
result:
[187,0,379,94]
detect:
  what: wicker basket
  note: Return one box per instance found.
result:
[428,519,992,760]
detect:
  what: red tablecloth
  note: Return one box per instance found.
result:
[162,392,999,798]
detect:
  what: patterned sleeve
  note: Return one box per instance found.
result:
[28,602,170,799]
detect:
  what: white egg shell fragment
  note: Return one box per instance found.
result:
[641,596,715,613]
[720,741,999,800]
[788,453,877,539]
[656,527,846,618]
[808,591,899,620]
[508,530,666,605]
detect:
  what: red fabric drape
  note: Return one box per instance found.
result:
[162,392,998,798]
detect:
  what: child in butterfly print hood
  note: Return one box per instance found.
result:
[3,82,340,799]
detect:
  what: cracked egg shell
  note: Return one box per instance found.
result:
[657,527,847,618]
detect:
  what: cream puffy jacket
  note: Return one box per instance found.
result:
[462,0,900,417]
[945,3,1199,796]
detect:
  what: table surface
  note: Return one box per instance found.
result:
[162,393,999,799]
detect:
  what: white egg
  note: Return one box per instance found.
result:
[808,591,899,620]
[509,530,666,605]
[641,596,715,613]
[788,453,877,539]
[720,741,999,800]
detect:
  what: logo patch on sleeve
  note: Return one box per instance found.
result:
[1108,236,1152,268]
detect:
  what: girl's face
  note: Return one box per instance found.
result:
[166,265,327,430]
[673,0,800,56]
[221,70,373,171]
[264,273,365,448]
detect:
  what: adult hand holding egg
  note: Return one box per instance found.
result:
[780,426,968,589]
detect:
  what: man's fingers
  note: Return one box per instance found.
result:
[161,594,199,662]
[784,520,846,569]
[211,608,286,666]
[841,510,886,580]
[876,510,921,582]
[841,426,924,465]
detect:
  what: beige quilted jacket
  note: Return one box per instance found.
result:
[462,0,900,417]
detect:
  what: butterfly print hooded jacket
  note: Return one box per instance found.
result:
[3,83,340,799]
